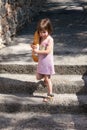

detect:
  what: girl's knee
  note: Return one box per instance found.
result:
[36,76,40,80]
[44,75,51,84]
[36,73,43,80]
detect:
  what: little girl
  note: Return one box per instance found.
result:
[32,18,55,102]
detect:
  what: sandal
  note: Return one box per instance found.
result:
[47,93,54,97]
[43,94,54,102]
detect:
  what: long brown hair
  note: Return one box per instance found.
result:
[37,18,53,34]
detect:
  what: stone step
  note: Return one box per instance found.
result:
[0,93,87,113]
[0,63,87,75]
[0,74,87,94]
[0,112,87,130]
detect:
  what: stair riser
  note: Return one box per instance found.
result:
[0,103,87,114]
[0,78,87,94]
[0,64,87,75]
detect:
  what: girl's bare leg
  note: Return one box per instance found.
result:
[44,75,52,95]
[43,75,54,102]
[36,73,44,80]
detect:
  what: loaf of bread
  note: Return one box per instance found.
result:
[32,31,39,62]
[33,31,39,45]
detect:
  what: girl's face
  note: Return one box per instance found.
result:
[39,30,48,39]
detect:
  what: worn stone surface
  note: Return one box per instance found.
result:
[0,0,87,66]
[0,74,87,94]
[0,112,87,130]
[0,0,87,129]
[0,93,87,113]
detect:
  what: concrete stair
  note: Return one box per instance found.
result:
[0,74,87,94]
[0,93,87,114]
[0,58,87,130]
[0,64,87,114]
[0,63,87,75]
[0,112,87,130]
[0,0,87,129]
[0,38,87,114]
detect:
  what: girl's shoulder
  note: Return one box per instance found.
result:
[48,35,53,40]
[47,35,54,44]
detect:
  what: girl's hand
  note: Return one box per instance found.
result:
[30,43,37,49]
[33,49,38,54]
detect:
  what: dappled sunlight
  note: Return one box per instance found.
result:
[0,1,87,130]
[0,53,32,63]
[0,112,87,130]
[0,0,87,64]
[54,54,87,65]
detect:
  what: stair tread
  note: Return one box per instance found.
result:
[0,43,87,65]
[0,74,87,94]
[0,73,86,81]
[0,93,87,105]
[0,112,87,130]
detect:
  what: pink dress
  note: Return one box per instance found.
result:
[37,35,55,75]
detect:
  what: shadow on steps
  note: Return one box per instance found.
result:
[0,77,45,95]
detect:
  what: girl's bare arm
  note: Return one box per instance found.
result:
[33,39,53,54]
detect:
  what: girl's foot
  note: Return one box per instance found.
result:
[43,97,48,102]
[43,94,54,102]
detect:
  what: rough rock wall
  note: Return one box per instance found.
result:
[0,0,46,48]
